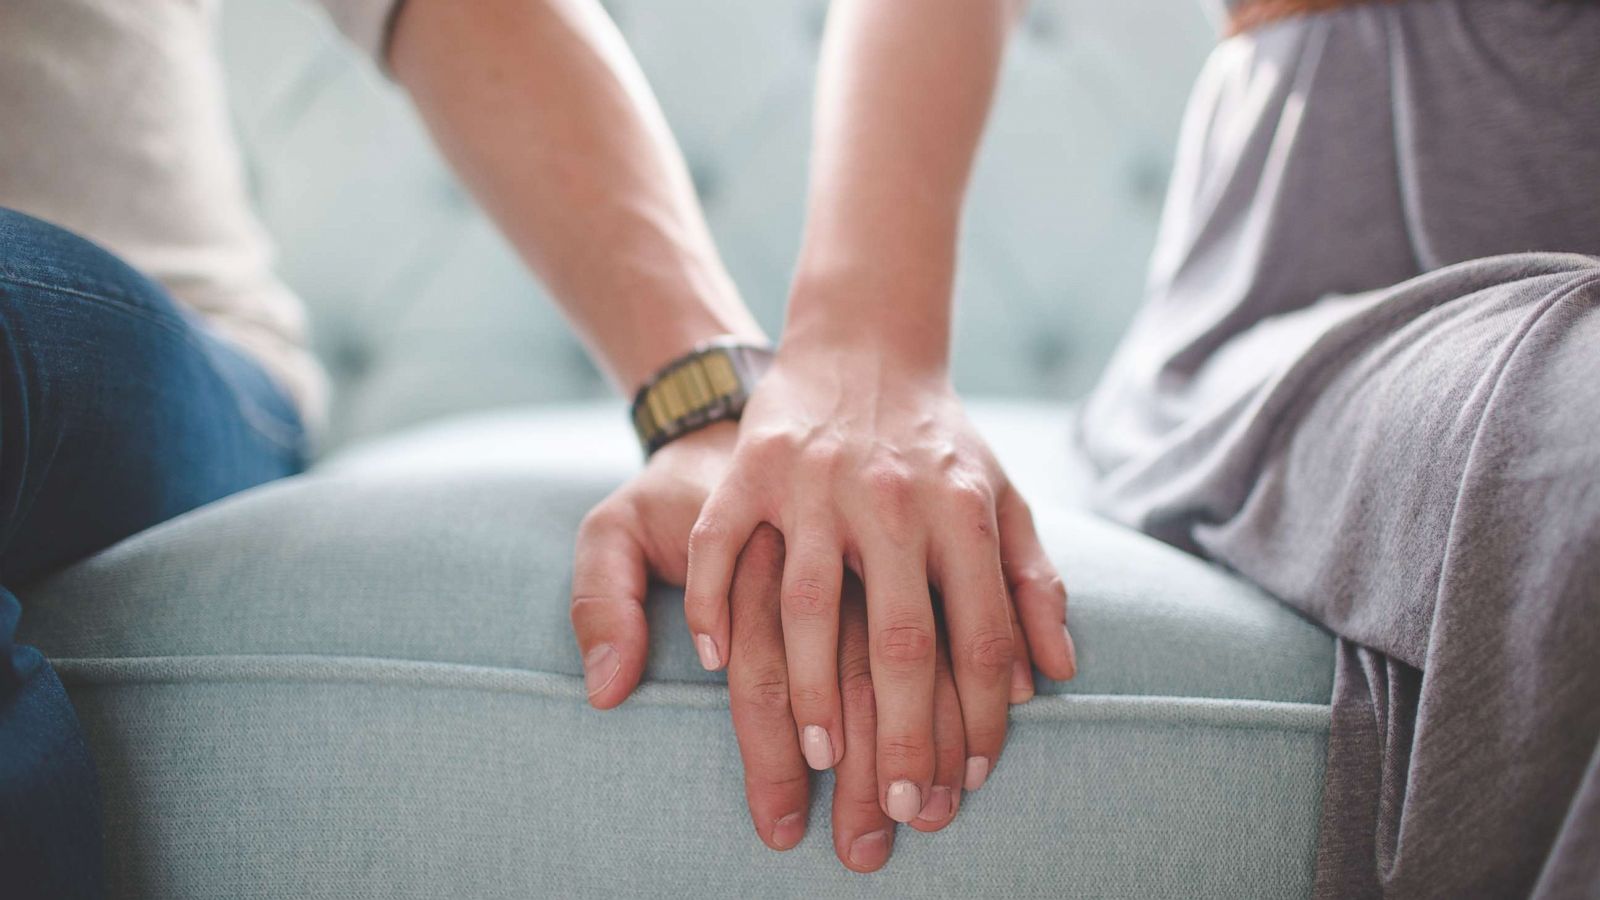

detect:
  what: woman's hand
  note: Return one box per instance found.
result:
[682,340,1077,823]
[727,525,970,871]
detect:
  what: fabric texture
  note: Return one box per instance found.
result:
[1077,2,1600,896]
[0,0,341,425]
[18,405,1335,899]
[211,0,1218,450]
[0,209,307,898]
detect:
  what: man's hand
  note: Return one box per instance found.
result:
[569,422,739,708]
[682,345,1077,824]
[728,525,970,871]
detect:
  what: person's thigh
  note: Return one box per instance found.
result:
[1192,253,1600,894]
[0,207,307,898]
[1194,253,1600,652]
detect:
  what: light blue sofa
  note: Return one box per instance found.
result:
[19,1,1338,896]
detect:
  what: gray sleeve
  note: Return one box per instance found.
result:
[310,0,406,65]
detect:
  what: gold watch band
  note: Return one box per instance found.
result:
[630,338,773,455]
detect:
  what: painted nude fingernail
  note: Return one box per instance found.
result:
[694,633,719,670]
[1063,625,1079,680]
[772,812,806,850]
[965,756,990,791]
[886,781,922,823]
[848,830,890,869]
[802,725,834,771]
[915,785,954,823]
[583,644,619,698]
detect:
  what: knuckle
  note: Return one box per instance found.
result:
[687,516,729,555]
[800,438,848,473]
[1000,488,1038,527]
[961,630,1015,678]
[789,683,830,711]
[783,577,833,619]
[1015,567,1066,602]
[735,675,793,715]
[568,593,607,619]
[945,482,995,535]
[752,768,810,794]
[840,672,877,714]
[874,622,936,667]
[964,724,1008,755]
[742,430,795,465]
[877,736,927,769]
[863,462,916,509]
[577,503,623,539]
[838,633,871,674]
[946,480,992,514]
[1046,574,1069,601]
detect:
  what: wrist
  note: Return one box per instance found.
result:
[615,294,768,397]
[648,418,738,465]
[780,293,950,382]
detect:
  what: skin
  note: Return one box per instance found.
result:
[727,525,969,871]
[390,0,766,392]
[681,0,1076,822]
[390,0,1078,868]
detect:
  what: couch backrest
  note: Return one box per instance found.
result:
[219,0,1216,447]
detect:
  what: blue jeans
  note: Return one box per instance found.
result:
[0,209,307,897]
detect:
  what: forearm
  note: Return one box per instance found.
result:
[787,0,1025,371]
[390,0,765,392]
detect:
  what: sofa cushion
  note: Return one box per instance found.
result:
[18,401,1334,898]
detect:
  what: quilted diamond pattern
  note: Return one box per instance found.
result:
[218,0,1215,446]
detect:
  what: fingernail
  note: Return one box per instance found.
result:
[694,632,719,670]
[802,725,834,771]
[964,756,990,791]
[1063,625,1079,680]
[848,830,890,869]
[886,780,922,823]
[772,812,806,850]
[583,644,619,698]
[915,785,954,823]
[1011,658,1035,702]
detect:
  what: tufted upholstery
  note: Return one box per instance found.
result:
[218,0,1217,447]
[21,405,1334,898]
[16,6,1350,895]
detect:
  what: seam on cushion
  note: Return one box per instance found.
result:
[51,654,1332,734]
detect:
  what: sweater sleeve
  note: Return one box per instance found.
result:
[310,0,406,67]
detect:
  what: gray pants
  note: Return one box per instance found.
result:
[1112,255,1600,897]
[1076,2,1600,893]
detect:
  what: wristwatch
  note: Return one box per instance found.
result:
[630,337,774,456]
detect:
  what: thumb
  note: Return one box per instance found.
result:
[570,500,652,709]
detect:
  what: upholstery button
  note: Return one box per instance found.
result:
[1128,156,1169,208]
[1032,332,1069,377]
[1026,8,1061,42]
[689,161,721,205]
[432,174,473,212]
[804,4,826,43]
[329,333,371,382]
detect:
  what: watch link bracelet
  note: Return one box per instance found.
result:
[630,337,774,456]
